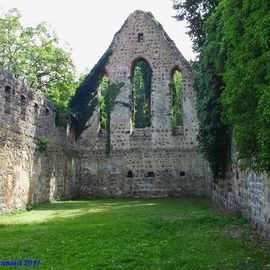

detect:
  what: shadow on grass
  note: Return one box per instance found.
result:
[0,197,269,270]
[0,197,212,228]
[30,196,211,211]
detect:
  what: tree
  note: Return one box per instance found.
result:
[195,2,230,178]
[221,0,270,172]
[172,0,220,52]
[0,8,77,125]
[173,0,270,175]
[173,0,230,178]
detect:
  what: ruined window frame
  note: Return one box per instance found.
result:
[130,58,152,130]
[171,68,184,135]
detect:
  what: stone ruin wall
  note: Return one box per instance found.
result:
[212,143,270,237]
[0,68,78,212]
[77,11,210,197]
[1,9,268,240]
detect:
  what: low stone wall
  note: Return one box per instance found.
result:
[0,68,78,212]
[78,146,208,198]
[212,152,270,237]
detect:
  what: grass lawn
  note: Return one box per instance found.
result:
[0,197,269,269]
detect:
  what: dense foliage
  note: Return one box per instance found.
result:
[172,0,220,52]
[70,50,112,139]
[174,0,270,175]
[195,3,230,178]
[101,81,124,155]
[0,9,77,125]
[221,0,270,172]
[131,59,152,128]
[172,70,184,127]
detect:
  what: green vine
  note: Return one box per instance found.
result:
[172,70,183,127]
[69,49,112,139]
[194,4,230,179]
[100,75,110,130]
[37,136,52,151]
[131,59,152,128]
[101,82,124,156]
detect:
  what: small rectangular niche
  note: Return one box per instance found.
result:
[34,103,39,113]
[20,95,27,120]
[4,86,12,114]
[147,171,155,177]
[179,171,186,177]
[126,170,133,178]
[137,33,144,43]
[5,85,11,93]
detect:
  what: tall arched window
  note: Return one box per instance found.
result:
[131,58,152,128]
[172,69,183,127]
[100,74,110,130]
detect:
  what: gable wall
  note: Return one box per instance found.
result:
[77,11,209,197]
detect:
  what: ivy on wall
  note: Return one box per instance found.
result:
[172,70,183,127]
[131,59,152,128]
[100,75,110,130]
[220,0,270,173]
[101,81,124,156]
[69,49,112,139]
[194,3,231,179]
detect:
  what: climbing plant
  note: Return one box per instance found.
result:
[69,49,112,139]
[173,1,230,178]
[174,0,270,176]
[172,70,183,127]
[36,136,52,151]
[131,59,152,128]
[220,0,270,172]
[194,3,231,179]
[100,75,110,130]
[101,81,124,156]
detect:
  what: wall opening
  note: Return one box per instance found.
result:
[180,171,185,177]
[34,103,39,114]
[20,95,27,120]
[131,58,152,128]
[171,69,183,128]
[4,86,11,114]
[126,170,133,178]
[137,33,144,43]
[147,171,155,177]
[99,74,110,131]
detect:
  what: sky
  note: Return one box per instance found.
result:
[0,0,196,76]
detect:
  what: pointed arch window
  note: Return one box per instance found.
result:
[100,74,110,131]
[131,58,152,128]
[171,69,183,128]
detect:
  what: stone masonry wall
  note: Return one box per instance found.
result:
[212,143,270,237]
[0,68,78,212]
[77,11,209,197]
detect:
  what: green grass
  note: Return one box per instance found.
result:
[0,197,269,269]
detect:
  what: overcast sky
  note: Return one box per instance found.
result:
[0,0,196,75]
